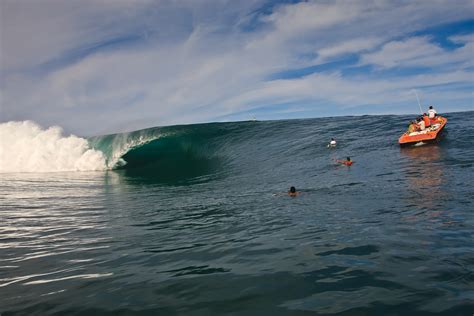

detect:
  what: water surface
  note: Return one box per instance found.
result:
[1,113,473,315]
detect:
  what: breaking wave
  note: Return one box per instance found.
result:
[0,121,223,177]
[0,121,106,173]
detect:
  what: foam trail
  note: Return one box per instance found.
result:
[0,121,106,173]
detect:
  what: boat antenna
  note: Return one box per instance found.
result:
[413,90,423,115]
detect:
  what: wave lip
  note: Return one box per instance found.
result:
[88,130,167,169]
[0,121,106,173]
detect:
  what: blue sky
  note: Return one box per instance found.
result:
[1,0,473,135]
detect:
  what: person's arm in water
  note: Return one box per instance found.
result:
[335,158,353,166]
[273,187,301,196]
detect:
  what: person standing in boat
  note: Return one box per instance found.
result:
[428,106,437,119]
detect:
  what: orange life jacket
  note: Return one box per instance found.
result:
[423,116,430,127]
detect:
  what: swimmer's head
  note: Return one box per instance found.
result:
[289,186,296,193]
[347,157,351,161]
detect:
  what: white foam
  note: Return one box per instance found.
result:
[0,121,107,173]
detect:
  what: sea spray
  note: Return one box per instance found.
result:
[0,121,106,172]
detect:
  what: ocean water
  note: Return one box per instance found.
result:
[1,112,473,315]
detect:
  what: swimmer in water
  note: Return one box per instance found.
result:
[335,157,353,166]
[328,138,337,147]
[288,186,300,197]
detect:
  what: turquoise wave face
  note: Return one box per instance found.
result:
[86,112,470,185]
[116,136,222,183]
[87,122,238,184]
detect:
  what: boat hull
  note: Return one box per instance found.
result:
[398,116,447,146]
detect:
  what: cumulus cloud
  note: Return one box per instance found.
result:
[449,33,474,44]
[359,36,444,68]
[360,35,474,69]
[1,0,473,135]
[316,37,382,62]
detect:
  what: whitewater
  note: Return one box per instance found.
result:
[1,112,473,316]
[0,121,106,172]
[0,121,168,172]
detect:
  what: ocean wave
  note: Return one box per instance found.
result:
[0,121,106,173]
[0,120,222,180]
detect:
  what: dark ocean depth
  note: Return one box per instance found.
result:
[1,112,473,315]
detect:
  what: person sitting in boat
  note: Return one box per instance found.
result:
[428,105,437,119]
[336,157,353,166]
[407,121,418,133]
[417,117,426,131]
[422,113,431,128]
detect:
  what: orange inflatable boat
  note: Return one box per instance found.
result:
[398,116,447,146]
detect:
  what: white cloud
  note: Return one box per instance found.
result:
[360,34,474,69]
[316,37,382,61]
[0,0,153,71]
[360,36,444,68]
[1,0,473,134]
[263,1,362,35]
[449,33,474,44]
[218,69,473,114]
[0,0,265,71]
